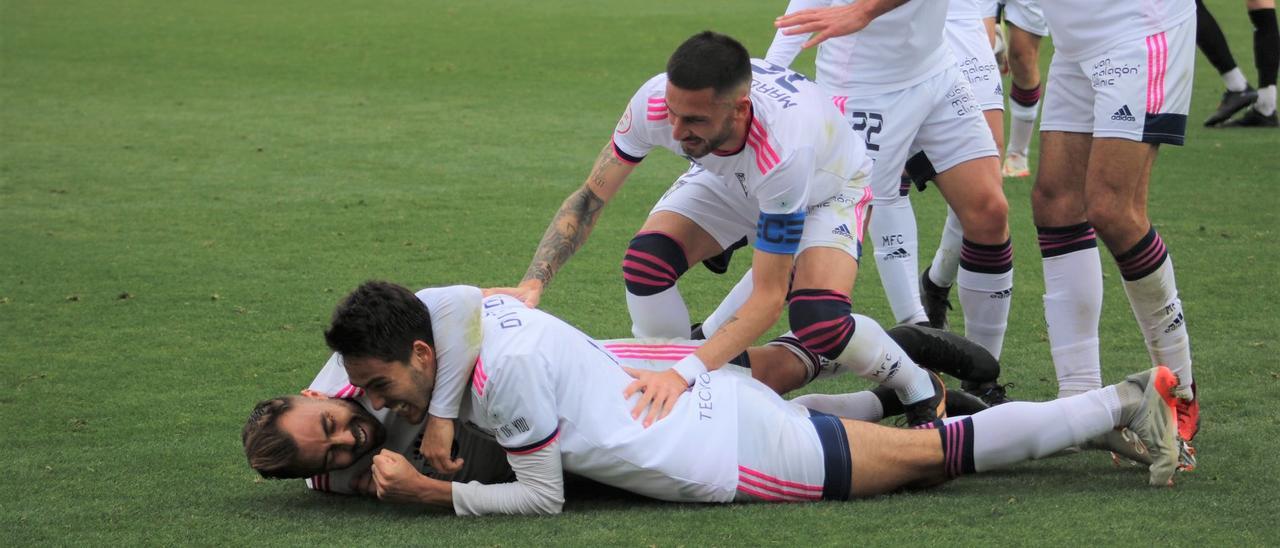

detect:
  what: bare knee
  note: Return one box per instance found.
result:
[956,193,1009,243]
[1009,49,1040,85]
[1084,199,1144,247]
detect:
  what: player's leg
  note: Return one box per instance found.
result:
[1249,0,1279,118]
[1197,0,1257,126]
[787,181,944,425]
[853,89,933,326]
[924,18,1009,331]
[840,365,1182,497]
[1225,0,1280,125]
[626,168,752,338]
[1033,51,1105,399]
[918,68,1012,363]
[1002,0,1048,177]
[1083,20,1199,451]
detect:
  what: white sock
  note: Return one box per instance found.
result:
[870,198,927,324]
[1256,85,1277,116]
[625,285,691,339]
[792,392,885,422]
[929,207,963,288]
[1043,249,1104,397]
[834,314,935,404]
[1222,67,1248,92]
[1122,258,1194,393]
[957,267,1012,360]
[700,269,753,338]
[1006,98,1039,157]
[963,386,1121,472]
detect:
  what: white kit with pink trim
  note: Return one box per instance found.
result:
[461,294,838,503]
[611,59,871,217]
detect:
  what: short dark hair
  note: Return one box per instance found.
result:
[242,396,304,479]
[324,281,434,363]
[666,31,752,97]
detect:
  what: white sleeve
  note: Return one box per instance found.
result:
[764,0,835,68]
[611,74,669,164]
[416,286,484,420]
[450,439,565,516]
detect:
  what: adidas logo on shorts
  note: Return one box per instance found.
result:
[1111,104,1137,122]
[831,224,853,240]
[885,247,910,260]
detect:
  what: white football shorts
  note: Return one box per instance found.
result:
[832,65,998,205]
[947,17,1005,111]
[1040,19,1193,145]
[1004,0,1048,37]
[651,165,872,261]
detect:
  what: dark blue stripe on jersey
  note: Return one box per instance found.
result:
[612,140,646,164]
[1142,113,1187,146]
[808,410,852,501]
[585,338,621,366]
[755,211,806,255]
[505,428,560,455]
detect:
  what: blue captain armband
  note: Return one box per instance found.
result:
[755,211,806,255]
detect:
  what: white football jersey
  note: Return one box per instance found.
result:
[611,59,870,219]
[766,0,953,95]
[1041,0,1194,61]
[463,294,748,503]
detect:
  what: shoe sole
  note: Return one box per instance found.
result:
[1126,366,1180,487]
[1001,165,1030,178]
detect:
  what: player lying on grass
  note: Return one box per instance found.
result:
[257,281,1180,515]
[242,286,1004,493]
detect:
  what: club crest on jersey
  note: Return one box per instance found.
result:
[615,108,633,134]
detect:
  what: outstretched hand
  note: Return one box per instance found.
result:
[483,280,544,308]
[774,3,873,49]
[622,367,690,428]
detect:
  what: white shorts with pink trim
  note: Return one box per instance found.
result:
[1040,19,1193,145]
[731,380,833,502]
[651,165,872,261]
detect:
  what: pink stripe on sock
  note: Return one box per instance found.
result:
[623,249,677,277]
[622,258,676,282]
[622,272,670,287]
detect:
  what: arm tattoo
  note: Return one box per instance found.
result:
[522,154,611,286]
[587,144,626,193]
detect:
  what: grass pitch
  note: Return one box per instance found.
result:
[2,0,1278,544]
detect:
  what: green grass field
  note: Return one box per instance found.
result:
[3,0,1278,544]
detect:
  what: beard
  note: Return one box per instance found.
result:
[340,399,388,461]
[679,116,736,158]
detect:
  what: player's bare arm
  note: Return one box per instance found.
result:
[775,0,911,48]
[494,143,634,307]
[624,249,791,427]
